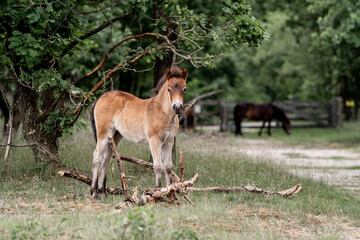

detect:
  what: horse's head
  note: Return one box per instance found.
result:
[283,122,291,135]
[166,66,187,114]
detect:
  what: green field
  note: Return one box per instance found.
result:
[1,124,360,239]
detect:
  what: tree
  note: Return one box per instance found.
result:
[0,0,267,166]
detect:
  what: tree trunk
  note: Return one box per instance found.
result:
[152,1,178,86]
[152,2,179,163]
[17,83,61,166]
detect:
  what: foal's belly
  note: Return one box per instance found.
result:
[114,113,149,144]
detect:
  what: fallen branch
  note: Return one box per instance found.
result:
[108,135,132,200]
[58,170,124,195]
[188,184,302,198]
[58,169,301,199]
[118,153,180,183]
[116,173,199,207]
[183,89,224,108]
[179,152,184,182]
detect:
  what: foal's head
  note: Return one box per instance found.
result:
[166,66,187,114]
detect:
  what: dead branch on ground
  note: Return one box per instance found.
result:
[117,173,199,207]
[108,135,132,200]
[59,136,302,207]
[58,169,125,195]
[189,184,302,198]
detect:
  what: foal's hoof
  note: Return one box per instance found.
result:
[91,192,97,200]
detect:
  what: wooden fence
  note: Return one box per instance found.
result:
[191,97,343,131]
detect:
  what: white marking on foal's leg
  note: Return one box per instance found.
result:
[162,140,174,187]
[149,137,163,188]
[91,138,108,198]
[91,148,102,198]
[97,147,112,197]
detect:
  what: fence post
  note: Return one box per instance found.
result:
[331,97,343,128]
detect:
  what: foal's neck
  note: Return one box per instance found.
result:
[154,82,175,117]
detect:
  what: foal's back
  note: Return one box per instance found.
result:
[92,90,150,144]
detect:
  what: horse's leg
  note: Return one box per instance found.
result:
[239,119,243,135]
[268,120,272,136]
[162,139,174,187]
[149,137,163,188]
[234,111,243,135]
[97,132,123,198]
[96,145,113,198]
[234,114,240,135]
[91,138,108,199]
[258,121,266,136]
[235,118,243,135]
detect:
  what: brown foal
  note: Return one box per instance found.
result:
[90,66,187,198]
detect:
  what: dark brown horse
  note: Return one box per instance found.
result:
[234,102,291,136]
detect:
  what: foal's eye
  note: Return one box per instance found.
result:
[168,87,171,92]
[183,87,187,92]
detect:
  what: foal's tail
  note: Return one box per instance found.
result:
[90,99,99,143]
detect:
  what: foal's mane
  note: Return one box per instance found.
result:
[151,65,183,96]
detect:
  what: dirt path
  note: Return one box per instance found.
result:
[231,138,360,191]
[185,132,360,192]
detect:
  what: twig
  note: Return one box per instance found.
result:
[0,143,38,148]
[188,184,302,198]
[181,192,195,206]
[0,85,22,175]
[179,152,184,182]
[73,32,164,85]
[184,89,224,108]
[2,110,13,175]
[108,135,132,201]
[72,45,170,116]
[58,170,124,195]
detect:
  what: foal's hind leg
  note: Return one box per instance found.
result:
[91,140,106,199]
[96,145,113,198]
[97,132,123,198]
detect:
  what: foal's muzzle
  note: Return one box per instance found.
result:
[173,103,184,114]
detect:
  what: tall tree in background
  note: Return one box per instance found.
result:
[284,0,360,119]
[0,0,267,166]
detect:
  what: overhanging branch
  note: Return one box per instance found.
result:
[58,9,135,62]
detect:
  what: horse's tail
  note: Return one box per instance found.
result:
[90,99,99,143]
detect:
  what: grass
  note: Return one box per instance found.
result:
[283,153,309,159]
[241,121,360,147]
[1,126,360,239]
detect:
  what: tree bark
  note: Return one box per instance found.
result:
[153,1,178,86]
[17,83,61,166]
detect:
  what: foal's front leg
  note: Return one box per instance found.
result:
[162,139,174,187]
[149,137,163,188]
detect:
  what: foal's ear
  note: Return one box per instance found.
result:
[181,67,188,81]
[166,68,172,80]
